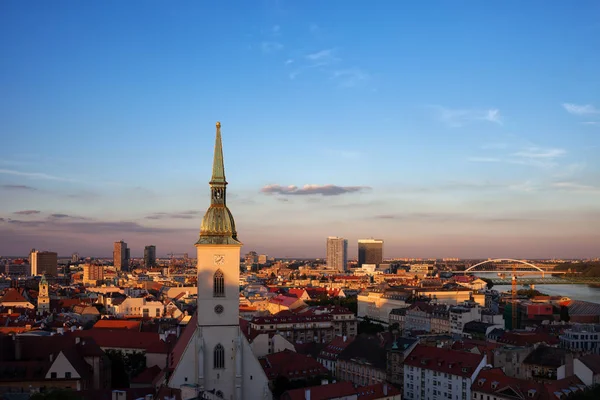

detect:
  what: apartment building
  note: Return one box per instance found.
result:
[403,345,487,400]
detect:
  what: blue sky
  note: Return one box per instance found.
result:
[1,1,599,259]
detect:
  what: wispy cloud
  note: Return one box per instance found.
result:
[550,181,600,193]
[261,41,283,53]
[306,49,339,66]
[271,25,281,35]
[562,103,600,115]
[1,184,37,191]
[332,68,370,88]
[434,106,502,127]
[13,210,41,215]
[284,59,294,65]
[481,143,508,150]
[469,146,566,169]
[261,184,370,196]
[582,121,599,126]
[48,213,87,220]
[0,169,74,182]
[145,210,200,220]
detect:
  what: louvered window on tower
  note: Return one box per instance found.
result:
[213,269,225,297]
[214,344,225,369]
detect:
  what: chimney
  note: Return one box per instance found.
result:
[321,379,328,385]
[383,383,388,396]
[49,353,54,362]
[304,388,311,400]
[14,335,22,361]
[75,337,80,344]
[343,335,347,342]
[111,390,126,400]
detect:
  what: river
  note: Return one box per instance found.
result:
[475,273,600,304]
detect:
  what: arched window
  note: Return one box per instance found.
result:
[213,269,225,297]
[214,344,225,369]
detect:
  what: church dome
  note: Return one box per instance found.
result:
[200,204,238,239]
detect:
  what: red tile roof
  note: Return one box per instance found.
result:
[318,335,354,361]
[404,344,485,378]
[497,331,559,346]
[68,329,168,353]
[260,349,328,380]
[168,313,198,370]
[0,288,30,304]
[93,319,141,331]
[282,381,356,400]
[130,365,162,384]
[357,383,401,400]
[578,354,600,374]
[473,367,585,400]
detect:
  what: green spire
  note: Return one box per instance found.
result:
[210,121,227,185]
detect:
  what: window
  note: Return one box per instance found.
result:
[51,372,57,379]
[65,372,71,379]
[214,269,225,297]
[214,344,225,369]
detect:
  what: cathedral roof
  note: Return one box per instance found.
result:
[197,122,241,245]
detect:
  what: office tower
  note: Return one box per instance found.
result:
[358,239,384,267]
[71,252,80,263]
[83,263,104,285]
[144,245,157,267]
[258,254,268,265]
[30,251,58,276]
[327,236,348,272]
[167,122,269,398]
[245,251,258,265]
[113,240,129,271]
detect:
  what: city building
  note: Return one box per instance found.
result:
[83,263,104,285]
[167,122,271,399]
[560,324,600,355]
[37,275,50,315]
[358,239,383,267]
[30,250,58,276]
[144,245,157,268]
[113,240,129,271]
[258,254,268,265]
[327,236,348,272]
[403,345,487,400]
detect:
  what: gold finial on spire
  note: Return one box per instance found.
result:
[216,121,221,129]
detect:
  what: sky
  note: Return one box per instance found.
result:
[1,1,600,259]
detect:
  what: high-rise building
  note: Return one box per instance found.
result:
[358,239,384,267]
[71,252,80,263]
[258,254,268,265]
[30,251,58,276]
[327,236,348,272]
[245,251,258,265]
[83,263,104,285]
[113,240,129,271]
[144,245,157,268]
[168,122,270,398]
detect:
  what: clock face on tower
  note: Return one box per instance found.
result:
[214,254,225,266]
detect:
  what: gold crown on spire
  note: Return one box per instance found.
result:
[216,121,221,128]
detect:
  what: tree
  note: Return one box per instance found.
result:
[30,390,79,400]
[481,278,494,290]
[560,305,570,322]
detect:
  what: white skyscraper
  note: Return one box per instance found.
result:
[168,122,271,399]
[327,236,348,272]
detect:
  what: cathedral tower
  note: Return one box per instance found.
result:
[169,122,271,400]
[195,122,243,399]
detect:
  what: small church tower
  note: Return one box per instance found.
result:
[37,275,50,315]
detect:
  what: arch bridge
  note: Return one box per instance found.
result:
[461,258,566,278]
